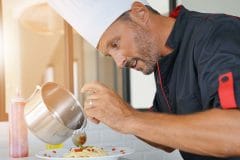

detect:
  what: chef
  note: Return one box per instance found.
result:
[47,0,240,159]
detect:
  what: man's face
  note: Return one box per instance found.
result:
[98,18,160,75]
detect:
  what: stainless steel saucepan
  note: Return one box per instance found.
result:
[24,82,87,144]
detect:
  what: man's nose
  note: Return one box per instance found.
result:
[112,54,126,68]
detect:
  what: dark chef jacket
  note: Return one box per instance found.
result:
[152,6,240,160]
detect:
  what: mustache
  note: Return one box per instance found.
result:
[124,58,138,68]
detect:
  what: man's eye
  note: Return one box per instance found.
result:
[111,43,117,48]
[111,40,119,49]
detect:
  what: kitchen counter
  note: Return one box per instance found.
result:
[1,157,37,160]
[2,155,130,160]
[0,148,131,160]
[1,151,30,160]
[0,149,33,160]
[2,157,130,160]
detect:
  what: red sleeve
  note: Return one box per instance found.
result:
[218,72,238,109]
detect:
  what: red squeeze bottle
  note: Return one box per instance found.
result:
[9,90,29,158]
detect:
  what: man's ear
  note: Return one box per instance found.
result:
[129,1,149,26]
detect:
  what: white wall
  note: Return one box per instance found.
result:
[130,71,155,109]
[148,0,169,14]
[182,0,240,16]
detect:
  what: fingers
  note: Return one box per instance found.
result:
[81,81,114,126]
[82,82,102,109]
[84,99,93,108]
[84,103,102,124]
[89,117,100,124]
[81,81,107,109]
[81,81,106,94]
[84,98,98,109]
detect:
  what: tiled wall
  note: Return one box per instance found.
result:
[0,122,183,160]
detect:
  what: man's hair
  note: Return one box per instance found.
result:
[118,5,160,21]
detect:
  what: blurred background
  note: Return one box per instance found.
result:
[0,0,240,159]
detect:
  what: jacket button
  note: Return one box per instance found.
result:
[221,76,229,83]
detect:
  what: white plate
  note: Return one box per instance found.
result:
[35,146,134,160]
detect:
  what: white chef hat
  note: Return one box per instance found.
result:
[47,0,149,48]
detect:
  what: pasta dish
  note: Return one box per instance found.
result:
[64,146,108,158]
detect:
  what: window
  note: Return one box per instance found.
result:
[0,0,7,121]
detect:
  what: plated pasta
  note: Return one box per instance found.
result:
[64,146,108,158]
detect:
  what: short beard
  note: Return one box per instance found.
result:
[119,14,160,74]
[133,25,160,75]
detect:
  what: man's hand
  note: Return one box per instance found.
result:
[81,81,136,133]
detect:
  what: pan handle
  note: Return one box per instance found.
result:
[25,85,41,103]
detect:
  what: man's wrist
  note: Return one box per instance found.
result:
[122,110,142,134]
